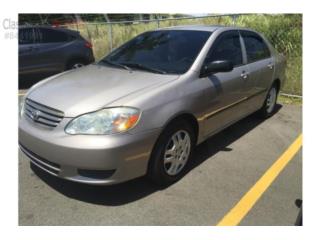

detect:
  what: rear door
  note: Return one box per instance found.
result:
[33,28,71,74]
[240,30,275,110]
[201,30,251,135]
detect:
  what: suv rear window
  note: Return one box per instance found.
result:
[241,31,271,63]
[36,28,69,43]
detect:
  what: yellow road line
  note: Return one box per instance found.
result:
[217,134,302,226]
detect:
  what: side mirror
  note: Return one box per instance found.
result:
[200,60,234,78]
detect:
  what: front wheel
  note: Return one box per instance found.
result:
[147,120,195,186]
[258,83,279,118]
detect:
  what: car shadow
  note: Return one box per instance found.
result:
[30,104,282,206]
[187,104,282,174]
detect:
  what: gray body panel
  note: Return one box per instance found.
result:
[19,25,286,185]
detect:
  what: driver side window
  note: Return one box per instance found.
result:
[204,31,243,67]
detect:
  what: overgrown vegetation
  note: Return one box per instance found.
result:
[278,95,302,105]
[66,14,302,95]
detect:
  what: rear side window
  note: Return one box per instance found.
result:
[36,28,69,43]
[204,30,243,67]
[19,28,34,44]
[241,31,271,63]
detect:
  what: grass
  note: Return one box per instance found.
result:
[66,14,302,96]
[278,95,302,105]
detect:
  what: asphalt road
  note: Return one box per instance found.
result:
[18,99,302,226]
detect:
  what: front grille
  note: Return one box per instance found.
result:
[19,143,61,176]
[24,98,64,127]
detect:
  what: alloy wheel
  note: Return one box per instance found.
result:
[72,63,84,69]
[266,87,277,113]
[163,130,191,176]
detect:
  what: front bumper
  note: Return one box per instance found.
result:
[19,115,161,185]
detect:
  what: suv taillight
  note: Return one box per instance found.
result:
[85,41,92,49]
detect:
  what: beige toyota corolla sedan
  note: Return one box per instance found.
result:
[19,25,286,186]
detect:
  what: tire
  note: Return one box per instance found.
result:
[258,83,279,118]
[147,120,196,186]
[66,59,86,70]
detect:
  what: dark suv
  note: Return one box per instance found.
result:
[19,26,95,85]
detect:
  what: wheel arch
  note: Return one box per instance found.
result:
[158,111,199,146]
[65,56,90,70]
[273,78,281,91]
[147,111,200,183]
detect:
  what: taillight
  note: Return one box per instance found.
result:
[85,41,92,49]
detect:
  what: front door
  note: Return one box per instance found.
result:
[200,30,252,136]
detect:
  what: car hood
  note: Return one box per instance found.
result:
[28,64,179,117]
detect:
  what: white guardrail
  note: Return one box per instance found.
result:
[280,92,302,99]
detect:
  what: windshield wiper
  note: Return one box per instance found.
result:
[120,62,167,74]
[99,59,132,71]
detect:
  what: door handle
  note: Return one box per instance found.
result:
[267,63,274,69]
[240,71,248,79]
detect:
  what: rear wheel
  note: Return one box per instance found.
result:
[66,59,86,70]
[258,83,279,118]
[148,120,195,186]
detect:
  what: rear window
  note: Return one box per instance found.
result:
[241,31,271,63]
[36,28,70,43]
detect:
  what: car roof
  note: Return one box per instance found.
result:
[19,25,79,35]
[156,25,254,32]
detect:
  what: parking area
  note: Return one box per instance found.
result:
[18,93,302,226]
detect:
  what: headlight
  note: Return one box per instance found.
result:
[65,107,140,135]
[20,97,25,118]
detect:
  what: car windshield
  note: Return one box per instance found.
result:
[100,30,211,74]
